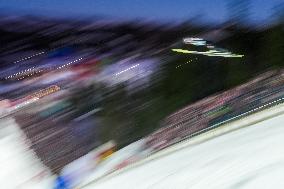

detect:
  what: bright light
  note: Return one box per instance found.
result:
[13,51,45,64]
[176,60,193,69]
[115,64,140,76]
[56,57,84,70]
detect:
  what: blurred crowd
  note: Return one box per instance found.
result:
[0,14,283,188]
[0,17,169,174]
[145,69,284,152]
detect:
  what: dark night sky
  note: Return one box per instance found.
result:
[0,0,283,23]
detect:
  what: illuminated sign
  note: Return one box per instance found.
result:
[30,85,61,99]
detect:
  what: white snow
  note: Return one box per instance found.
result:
[0,116,55,189]
[82,105,284,189]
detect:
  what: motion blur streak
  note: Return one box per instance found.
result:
[0,0,283,188]
[83,106,284,189]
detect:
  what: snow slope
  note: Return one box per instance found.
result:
[82,104,284,189]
